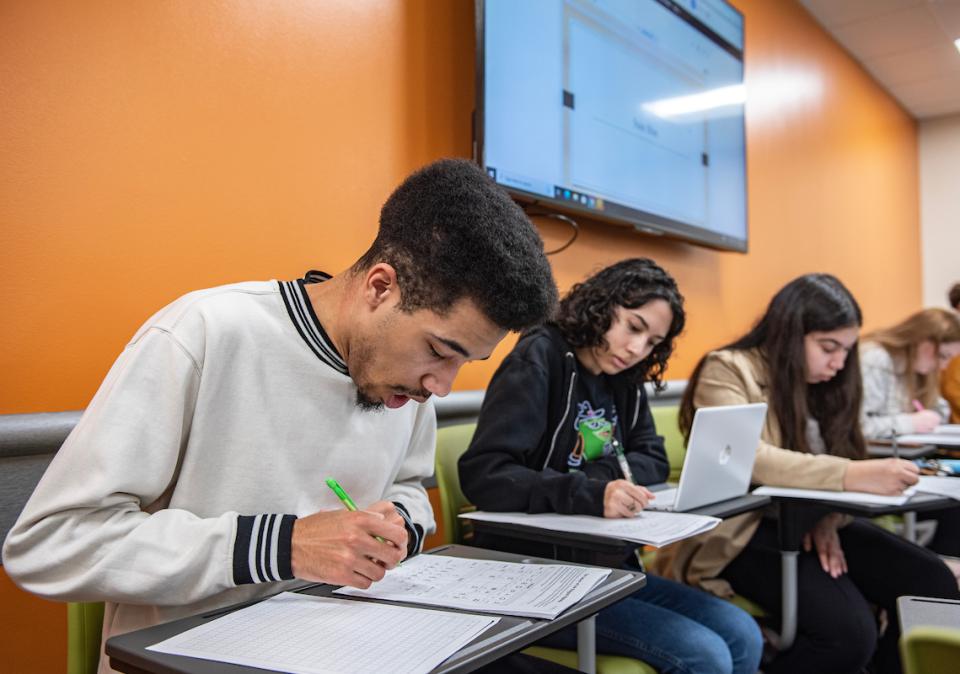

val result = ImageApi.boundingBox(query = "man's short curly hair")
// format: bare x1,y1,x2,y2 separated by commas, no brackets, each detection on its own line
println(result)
353,158,557,331
553,258,685,389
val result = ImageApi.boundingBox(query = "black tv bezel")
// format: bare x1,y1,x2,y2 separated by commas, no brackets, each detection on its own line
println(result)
472,0,749,253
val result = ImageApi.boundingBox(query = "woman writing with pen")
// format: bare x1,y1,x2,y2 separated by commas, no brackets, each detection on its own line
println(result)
859,307,960,557
655,274,959,674
459,258,763,674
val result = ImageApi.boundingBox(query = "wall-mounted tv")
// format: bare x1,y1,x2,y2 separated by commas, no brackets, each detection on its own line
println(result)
475,0,748,252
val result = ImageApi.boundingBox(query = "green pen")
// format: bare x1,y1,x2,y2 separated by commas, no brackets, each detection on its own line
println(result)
325,477,389,545
326,477,360,511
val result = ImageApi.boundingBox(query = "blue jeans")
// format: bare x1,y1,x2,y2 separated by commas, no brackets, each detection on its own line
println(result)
538,573,762,674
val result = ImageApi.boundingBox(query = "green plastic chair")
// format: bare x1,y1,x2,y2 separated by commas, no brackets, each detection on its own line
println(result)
649,405,685,482
900,625,960,674
67,601,104,674
435,422,657,674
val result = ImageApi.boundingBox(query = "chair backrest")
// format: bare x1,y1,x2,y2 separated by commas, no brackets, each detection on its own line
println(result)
434,423,478,545
650,404,685,481
67,601,104,674
900,625,960,674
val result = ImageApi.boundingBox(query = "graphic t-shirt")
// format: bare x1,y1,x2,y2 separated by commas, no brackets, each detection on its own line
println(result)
567,368,622,471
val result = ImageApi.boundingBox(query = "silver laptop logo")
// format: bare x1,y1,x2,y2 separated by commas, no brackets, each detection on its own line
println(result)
718,444,732,465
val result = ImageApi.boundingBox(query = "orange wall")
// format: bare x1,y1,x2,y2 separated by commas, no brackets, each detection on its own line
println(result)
0,0,920,671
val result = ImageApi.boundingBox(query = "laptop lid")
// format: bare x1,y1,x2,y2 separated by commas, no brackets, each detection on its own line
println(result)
671,402,767,511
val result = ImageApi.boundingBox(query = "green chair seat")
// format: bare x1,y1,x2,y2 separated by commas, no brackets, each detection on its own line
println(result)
900,625,960,674
649,405,685,482
67,601,104,674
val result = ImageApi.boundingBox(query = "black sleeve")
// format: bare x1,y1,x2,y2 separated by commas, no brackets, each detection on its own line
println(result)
459,351,607,517
580,386,670,486
391,502,424,557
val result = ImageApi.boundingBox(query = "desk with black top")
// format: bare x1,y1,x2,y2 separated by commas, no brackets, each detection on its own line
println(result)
866,442,938,459
468,486,958,656
105,544,645,674
868,432,960,458
464,486,771,670
772,492,956,650
466,485,771,565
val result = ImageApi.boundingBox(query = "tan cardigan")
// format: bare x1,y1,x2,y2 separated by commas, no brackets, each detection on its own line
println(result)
652,348,851,596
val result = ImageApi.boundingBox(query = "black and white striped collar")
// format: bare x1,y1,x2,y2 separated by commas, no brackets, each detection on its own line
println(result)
278,271,348,375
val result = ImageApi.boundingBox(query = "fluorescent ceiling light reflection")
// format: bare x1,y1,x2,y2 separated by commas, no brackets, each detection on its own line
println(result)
746,69,823,122
643,84,746,118
955,37,960,54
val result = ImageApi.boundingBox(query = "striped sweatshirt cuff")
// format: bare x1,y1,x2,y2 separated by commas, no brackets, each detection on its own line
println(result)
233,514,296,585
392,502,424,557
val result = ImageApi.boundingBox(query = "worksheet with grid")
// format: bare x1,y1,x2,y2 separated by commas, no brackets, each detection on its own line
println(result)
147,592,498,674
335,554,610,618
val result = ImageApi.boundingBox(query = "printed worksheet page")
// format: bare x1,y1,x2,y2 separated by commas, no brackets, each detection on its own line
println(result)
147,592,497,674
335,554,610,619
916,475,960,501
752,486,914,505
460,510,720,547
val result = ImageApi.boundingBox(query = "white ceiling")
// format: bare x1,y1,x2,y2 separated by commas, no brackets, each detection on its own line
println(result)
798,0,960,119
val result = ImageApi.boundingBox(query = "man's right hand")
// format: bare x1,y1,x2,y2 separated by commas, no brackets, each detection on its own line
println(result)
842,458,919,495
290,508,407,588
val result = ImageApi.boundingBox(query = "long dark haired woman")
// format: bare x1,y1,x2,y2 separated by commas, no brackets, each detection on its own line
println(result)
460,258,762,674
657,273,959,674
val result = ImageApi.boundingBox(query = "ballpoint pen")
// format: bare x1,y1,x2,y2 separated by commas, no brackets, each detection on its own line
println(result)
612,439,636,484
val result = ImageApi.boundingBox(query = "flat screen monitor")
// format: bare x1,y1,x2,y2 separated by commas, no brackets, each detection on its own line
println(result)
475,0,748,252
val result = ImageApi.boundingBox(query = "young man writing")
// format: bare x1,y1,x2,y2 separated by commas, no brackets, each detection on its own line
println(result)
3,158,558,673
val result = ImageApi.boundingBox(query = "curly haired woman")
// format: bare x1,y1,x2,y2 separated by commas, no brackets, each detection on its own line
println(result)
460,258,763,674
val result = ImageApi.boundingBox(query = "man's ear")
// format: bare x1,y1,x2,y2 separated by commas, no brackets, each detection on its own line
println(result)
362,263,400,309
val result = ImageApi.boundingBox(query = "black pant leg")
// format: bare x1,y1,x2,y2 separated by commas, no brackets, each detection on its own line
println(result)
720,519,877,674
917,505,960,556
838,518,960,674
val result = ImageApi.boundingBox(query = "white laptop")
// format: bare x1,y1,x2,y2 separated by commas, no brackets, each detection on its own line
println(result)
646,402,767,512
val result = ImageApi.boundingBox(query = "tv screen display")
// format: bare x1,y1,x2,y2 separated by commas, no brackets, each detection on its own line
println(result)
475,0,748,252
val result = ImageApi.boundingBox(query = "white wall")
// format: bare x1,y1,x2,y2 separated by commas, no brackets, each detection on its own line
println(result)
919,113,960,309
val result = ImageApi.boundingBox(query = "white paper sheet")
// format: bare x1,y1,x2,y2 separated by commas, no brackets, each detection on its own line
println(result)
459,510,720,547
335,554,610,619
147,592,497,674
896,433,960,446
752,485,915,505
916,475,960,501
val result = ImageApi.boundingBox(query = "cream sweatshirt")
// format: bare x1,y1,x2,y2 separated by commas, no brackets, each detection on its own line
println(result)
2,275,436,673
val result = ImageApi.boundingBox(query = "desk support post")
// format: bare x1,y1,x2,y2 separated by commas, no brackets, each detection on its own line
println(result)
577,615,596,674
777,500,803,651
902,511,917,543
780,551,798,650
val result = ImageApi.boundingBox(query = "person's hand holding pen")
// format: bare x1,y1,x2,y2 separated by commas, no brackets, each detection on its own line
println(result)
604,439,655,518
289,481,407,589
603,480,654,518
843,458,919,495
910,398,942,433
